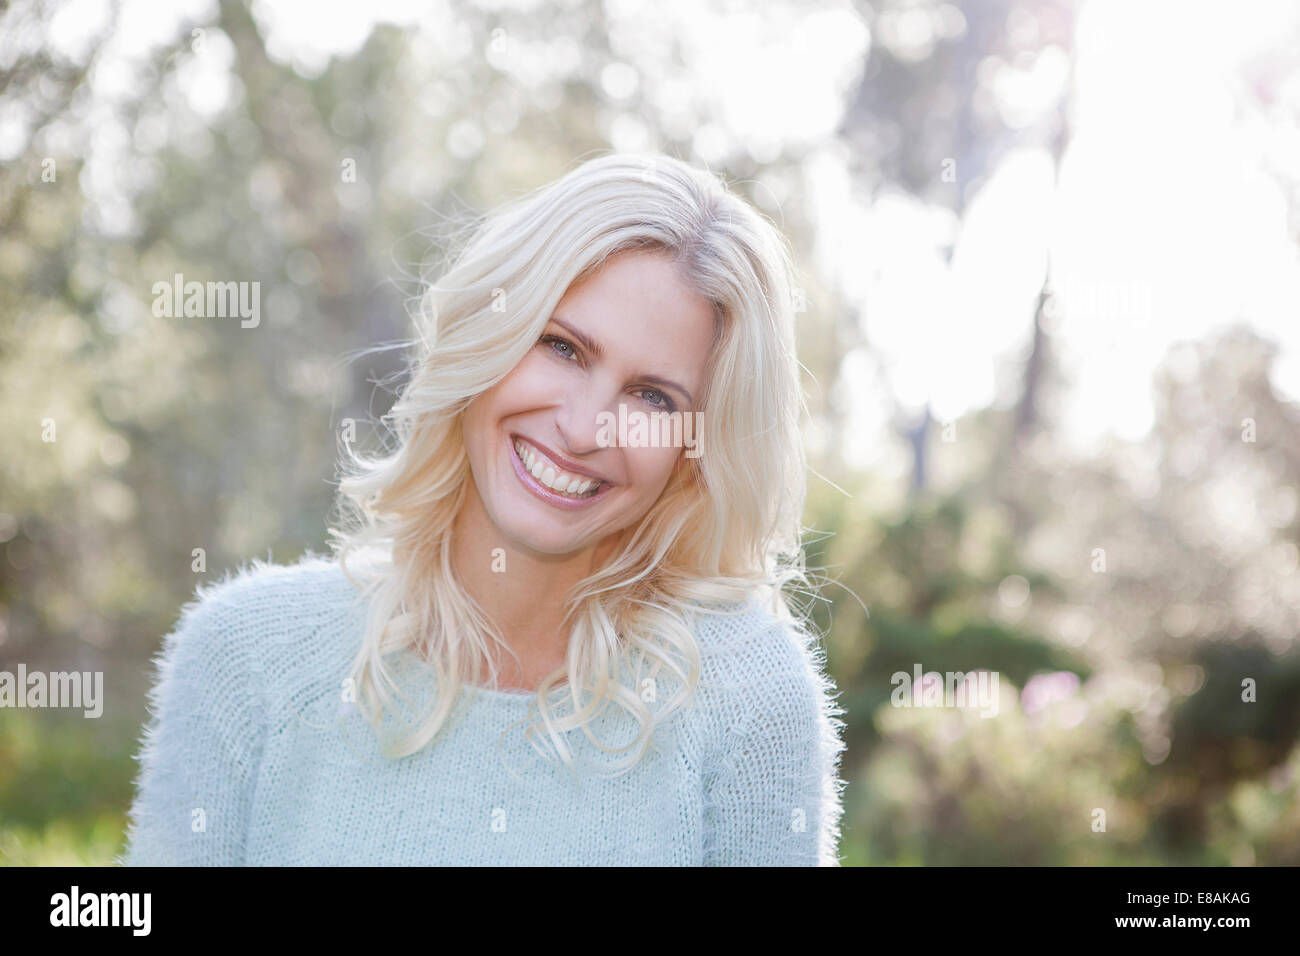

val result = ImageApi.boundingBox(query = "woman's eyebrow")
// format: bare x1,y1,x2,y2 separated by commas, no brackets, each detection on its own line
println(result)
552,316,604,359
550,315,695,405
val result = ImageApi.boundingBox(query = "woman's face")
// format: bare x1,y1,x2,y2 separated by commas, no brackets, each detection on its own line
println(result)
461,250,715,558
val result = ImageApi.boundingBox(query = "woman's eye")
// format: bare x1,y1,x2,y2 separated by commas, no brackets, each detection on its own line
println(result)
639,388,673,411
541,335,577,360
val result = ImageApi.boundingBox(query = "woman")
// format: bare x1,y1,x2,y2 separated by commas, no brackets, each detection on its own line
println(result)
121,152,847,866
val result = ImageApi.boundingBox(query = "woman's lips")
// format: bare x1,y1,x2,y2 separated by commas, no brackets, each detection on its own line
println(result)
508,436,614,510
515,434,606,483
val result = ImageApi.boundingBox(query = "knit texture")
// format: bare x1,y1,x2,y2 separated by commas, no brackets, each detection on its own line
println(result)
119,556,847,866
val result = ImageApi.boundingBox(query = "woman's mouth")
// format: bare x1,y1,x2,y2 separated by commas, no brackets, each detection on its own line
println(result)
510,436,611,506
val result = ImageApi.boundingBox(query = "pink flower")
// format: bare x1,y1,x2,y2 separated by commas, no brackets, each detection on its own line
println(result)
1020,671,1080,716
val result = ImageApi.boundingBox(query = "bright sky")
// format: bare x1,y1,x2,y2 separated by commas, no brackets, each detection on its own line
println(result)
819,0,1300,467
34,0,1300,469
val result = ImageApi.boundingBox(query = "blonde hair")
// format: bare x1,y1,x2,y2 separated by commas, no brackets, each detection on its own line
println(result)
329,151,810,775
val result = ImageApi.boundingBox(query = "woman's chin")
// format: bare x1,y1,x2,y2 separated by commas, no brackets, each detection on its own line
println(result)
496,515,597,557
515,533,594,557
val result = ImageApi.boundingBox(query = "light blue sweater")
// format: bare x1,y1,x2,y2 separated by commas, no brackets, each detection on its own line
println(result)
119,556,847,865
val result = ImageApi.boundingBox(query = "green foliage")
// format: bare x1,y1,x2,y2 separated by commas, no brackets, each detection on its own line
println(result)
0,710,134,866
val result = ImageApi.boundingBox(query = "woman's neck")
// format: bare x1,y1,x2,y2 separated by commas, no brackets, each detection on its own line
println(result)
448,482,607,680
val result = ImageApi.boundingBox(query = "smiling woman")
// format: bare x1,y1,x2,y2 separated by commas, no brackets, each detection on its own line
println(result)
121,151,848,867
458,251,714,560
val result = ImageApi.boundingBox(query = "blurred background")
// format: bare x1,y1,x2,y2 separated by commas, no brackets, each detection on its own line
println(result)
2,0,1299,865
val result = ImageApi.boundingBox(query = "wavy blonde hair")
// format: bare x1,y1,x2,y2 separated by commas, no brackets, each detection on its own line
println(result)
329,151,810,775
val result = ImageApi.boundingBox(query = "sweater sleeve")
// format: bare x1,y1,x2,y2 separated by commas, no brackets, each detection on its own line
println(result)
118,582,267,866
700,612,848,866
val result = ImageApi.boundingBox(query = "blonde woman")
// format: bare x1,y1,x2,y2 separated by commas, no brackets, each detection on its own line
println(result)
121,152,847,866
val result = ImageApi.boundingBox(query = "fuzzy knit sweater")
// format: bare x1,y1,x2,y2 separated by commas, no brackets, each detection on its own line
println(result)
119,556,847,866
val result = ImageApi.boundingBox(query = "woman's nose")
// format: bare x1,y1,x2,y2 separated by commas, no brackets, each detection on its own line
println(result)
555,382,619,457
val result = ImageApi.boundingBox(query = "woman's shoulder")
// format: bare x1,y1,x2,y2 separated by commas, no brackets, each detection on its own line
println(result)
183,552,353,614
683,594,843,731
175,552,359,641
678,595,846,824
154,553,360,705
687,596,828,688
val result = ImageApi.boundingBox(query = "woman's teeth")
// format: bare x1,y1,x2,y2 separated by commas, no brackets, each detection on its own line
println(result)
513,439,602,499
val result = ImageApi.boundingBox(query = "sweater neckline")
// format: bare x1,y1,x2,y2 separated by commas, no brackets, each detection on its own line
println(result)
464,676,581,703
463,683,538,702
338,565,572,706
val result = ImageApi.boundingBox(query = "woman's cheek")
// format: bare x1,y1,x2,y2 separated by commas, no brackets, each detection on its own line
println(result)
632,446,680,493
